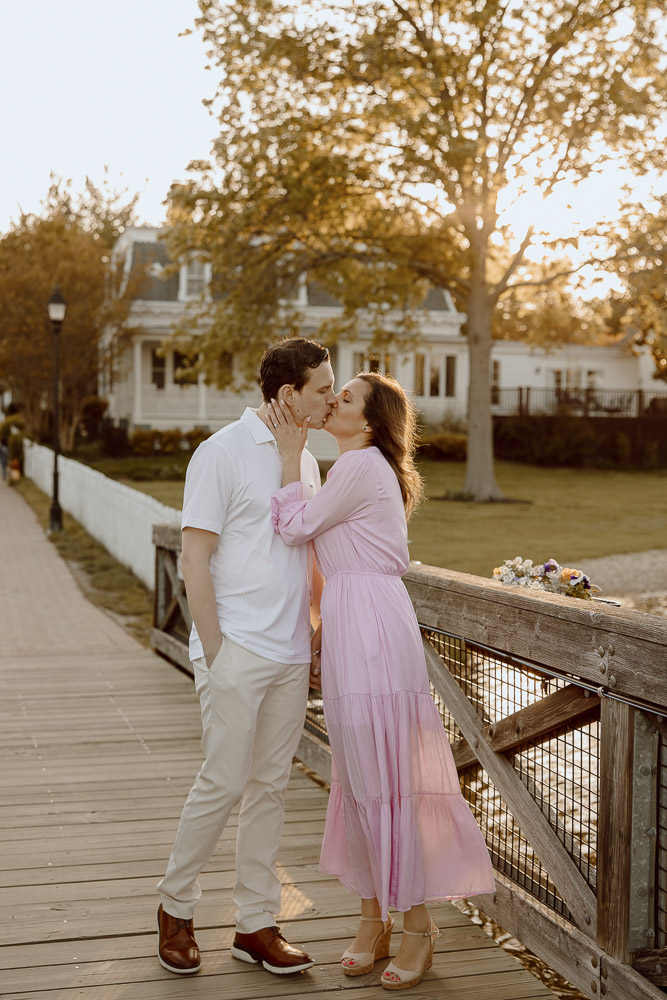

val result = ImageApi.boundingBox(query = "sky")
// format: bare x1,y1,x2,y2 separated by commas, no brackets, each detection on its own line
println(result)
0,0,664,294
0,0,216,232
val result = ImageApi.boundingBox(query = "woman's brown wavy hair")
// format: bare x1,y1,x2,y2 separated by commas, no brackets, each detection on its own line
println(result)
358,372,424,519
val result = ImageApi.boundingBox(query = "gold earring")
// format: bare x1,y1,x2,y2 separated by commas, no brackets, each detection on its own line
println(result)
363,425,371,432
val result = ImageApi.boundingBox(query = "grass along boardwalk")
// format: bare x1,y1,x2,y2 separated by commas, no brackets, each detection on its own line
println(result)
0,483,557,999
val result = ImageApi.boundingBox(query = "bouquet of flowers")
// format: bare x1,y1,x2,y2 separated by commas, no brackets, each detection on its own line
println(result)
492,557,600,600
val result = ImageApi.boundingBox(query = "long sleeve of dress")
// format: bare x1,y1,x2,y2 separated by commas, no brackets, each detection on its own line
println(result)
272,448,376,546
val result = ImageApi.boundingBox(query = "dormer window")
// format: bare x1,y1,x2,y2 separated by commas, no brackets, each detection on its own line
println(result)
179,258,211,301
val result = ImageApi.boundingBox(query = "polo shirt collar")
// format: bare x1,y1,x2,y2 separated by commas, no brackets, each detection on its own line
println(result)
241,407,276,445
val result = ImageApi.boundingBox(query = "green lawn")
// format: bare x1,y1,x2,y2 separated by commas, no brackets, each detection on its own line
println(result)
121,460,667,578
409,461,667,576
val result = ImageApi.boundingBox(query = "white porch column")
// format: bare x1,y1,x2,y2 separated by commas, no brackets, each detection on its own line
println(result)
133,339,143,424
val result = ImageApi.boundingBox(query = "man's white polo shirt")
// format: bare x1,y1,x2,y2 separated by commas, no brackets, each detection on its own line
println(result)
182,407,320,664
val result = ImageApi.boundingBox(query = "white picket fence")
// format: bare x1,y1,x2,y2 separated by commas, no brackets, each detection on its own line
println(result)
23,441,180,589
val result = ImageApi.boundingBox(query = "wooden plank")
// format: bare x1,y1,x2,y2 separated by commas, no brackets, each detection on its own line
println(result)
470,881,667,1000
423,636,598,937
0,542,564,1000
0,907,478,970
296,730,332,785
4,973,555,1000
163,548,192,631
601,953,667,1000
153,523,182,549
151,628,193,672
468,874,603,1000
597,698,634,962
451,684,600,770
0,948,542,996
405,564,667,710
632,951,667,988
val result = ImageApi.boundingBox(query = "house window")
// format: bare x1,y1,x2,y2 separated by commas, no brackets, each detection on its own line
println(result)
429,360,441,397
414,353,425,396
151,349,165,390
445,355,456,398
491,360,500,405
566,368,581,390
184,259,207,299
353,353,394,377
173,351,198,386
587,369,602,389
550,370,563,391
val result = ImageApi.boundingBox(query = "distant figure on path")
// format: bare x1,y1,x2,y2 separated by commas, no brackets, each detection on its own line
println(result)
0,441,8,481
268,372,495,991
156,338,336,976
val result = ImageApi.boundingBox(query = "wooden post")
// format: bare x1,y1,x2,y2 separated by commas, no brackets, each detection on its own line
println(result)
597,698,634,962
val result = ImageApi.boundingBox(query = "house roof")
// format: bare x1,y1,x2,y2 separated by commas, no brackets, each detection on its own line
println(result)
122,231,456,314
306,281,452,311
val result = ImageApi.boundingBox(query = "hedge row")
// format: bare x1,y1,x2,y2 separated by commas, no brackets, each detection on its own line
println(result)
493,415,665,469
416,417,665,468
128,427,210,457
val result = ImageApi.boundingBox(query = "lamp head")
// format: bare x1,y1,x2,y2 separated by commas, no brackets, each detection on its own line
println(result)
47,287,67,324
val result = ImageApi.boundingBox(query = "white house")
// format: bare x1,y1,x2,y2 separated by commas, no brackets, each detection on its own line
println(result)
103,227,663,460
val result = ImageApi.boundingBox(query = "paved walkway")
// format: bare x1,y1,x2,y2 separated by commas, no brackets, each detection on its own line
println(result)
0,482,139,658
0,482,556,1000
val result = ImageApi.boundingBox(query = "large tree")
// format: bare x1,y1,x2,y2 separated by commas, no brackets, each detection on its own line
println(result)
167,0,667,499
599,196,667,381
0,178,139,451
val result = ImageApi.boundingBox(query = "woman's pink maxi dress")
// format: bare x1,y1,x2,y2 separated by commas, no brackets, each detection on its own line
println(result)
271,446,495,918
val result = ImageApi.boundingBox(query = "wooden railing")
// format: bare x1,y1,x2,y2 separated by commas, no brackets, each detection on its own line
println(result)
152,524,667,1000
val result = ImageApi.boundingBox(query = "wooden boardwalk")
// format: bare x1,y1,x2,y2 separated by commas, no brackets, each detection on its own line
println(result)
0,484,557,999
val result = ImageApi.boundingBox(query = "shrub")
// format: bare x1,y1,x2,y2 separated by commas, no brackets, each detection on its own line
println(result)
184,427,211,451
101,421,130,458
130,429,162,457
612,431,631,466
641,439,660,470
419,430,467,461
494,416,666,469
80,396,109,441
159,429,183,455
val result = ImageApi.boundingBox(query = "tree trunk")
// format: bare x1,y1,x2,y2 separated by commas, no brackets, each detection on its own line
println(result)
60,409,81,454
463,284,503,501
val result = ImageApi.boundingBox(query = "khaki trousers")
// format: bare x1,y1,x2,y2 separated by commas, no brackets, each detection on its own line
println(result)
157,634,309,933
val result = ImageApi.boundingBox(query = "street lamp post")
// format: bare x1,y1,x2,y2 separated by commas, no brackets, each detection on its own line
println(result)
47,287,67,532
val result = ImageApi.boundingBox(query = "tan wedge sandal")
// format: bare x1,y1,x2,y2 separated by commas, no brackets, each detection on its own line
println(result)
380,919,440,990
341,914,394,976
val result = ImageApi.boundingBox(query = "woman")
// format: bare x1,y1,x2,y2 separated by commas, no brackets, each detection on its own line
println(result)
267,372,494,991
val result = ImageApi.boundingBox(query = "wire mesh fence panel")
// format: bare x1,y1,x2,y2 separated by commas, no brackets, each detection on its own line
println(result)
422,626,600,923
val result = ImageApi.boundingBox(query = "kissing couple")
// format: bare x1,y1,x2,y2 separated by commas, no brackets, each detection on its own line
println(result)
156,337,494,991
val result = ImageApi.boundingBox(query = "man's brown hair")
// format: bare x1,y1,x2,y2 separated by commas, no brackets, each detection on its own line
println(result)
259,337,329,402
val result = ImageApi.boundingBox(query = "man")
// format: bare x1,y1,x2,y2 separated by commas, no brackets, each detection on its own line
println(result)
157,337,336,975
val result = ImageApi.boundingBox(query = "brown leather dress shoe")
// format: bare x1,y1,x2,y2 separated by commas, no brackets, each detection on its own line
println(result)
231,925,315,974
157,904,201,974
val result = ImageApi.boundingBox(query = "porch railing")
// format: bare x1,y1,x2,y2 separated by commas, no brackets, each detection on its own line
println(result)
492,386,667,418
151,524,667,1000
